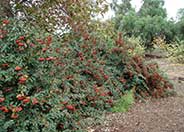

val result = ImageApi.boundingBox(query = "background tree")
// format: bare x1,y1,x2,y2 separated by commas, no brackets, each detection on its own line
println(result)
138,0,167,18
111,0,136,34
177,8,184,20
111,0,132,16
113,0,177,48
175,8,184,40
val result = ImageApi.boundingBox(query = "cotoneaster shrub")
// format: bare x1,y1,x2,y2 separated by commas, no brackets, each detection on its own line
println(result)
0,19,60,131
0,19,173,132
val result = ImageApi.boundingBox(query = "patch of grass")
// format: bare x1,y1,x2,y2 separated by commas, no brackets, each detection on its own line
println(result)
111,90,134,113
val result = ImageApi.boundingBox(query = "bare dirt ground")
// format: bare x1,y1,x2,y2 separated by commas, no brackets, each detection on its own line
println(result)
92,58,184,132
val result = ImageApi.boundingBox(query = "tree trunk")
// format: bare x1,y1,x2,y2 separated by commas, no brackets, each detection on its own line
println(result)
0,0,13,18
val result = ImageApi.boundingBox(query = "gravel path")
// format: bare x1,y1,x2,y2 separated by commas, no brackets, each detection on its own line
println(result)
92,58,184,132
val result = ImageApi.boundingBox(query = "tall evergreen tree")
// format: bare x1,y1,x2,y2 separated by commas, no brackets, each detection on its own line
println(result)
112,0,132,16
139,0,167,18
113,0,178,47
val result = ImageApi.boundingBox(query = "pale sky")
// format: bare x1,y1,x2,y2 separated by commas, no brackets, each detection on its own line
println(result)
104,0,184,20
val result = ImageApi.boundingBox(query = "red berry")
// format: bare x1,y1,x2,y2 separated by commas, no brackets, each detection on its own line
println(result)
18,76,27,84
77,52,83,57
13,106,23,112
0,35,4,39
0,97,5,103
15,66,22,71
57,123,64,130
3,87,12,93
38,58,45,61
16,40,20,44
19,36,25,40
92,50,97,55
32,98,38,105
22,97,30,104
55,48,60,53
104,75,109,80
66,105,75,111
11,113,19,119
36,39,45,44
46,57,55,61
16,94,25,100
46,36,52,45
80,57,84,61
18,43,24,47
2,63,9,67
107,91,113,96
106,99,113,104
94,88,100,93
66,75,73,79
30,43,35,47
0,106,9,113
120,78,126,83
2,20,9,25
42,48,47,52
100,93,106,96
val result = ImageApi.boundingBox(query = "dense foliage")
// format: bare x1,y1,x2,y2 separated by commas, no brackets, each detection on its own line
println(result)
0,19,173,131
